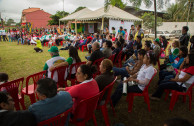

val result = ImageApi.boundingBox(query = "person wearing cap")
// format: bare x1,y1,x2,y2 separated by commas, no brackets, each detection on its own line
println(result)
32,37,43,52
43,46,66,81
152,38,161,58
116,26,125,38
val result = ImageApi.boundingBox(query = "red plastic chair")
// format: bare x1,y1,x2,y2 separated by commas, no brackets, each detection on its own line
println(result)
60,41,63,46
108,54,115,63
22,71,46,104
92,57,104,78
114,51,123,68
37,108,72,126
97,77,117,126
0,77,26,110
51,66,69,88
79,41,88,52
164,83,194,111
126,69,157,112
67,61,86,86
71,93,101,126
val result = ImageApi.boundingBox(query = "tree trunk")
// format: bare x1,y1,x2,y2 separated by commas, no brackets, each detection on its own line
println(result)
154,0,157,39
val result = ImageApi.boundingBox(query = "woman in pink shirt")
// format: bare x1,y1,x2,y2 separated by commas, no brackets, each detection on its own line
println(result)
58,65,99,119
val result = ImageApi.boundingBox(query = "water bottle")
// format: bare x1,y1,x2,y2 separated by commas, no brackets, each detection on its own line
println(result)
123,77,127,95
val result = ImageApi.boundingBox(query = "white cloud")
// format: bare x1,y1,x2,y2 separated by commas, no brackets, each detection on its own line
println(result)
0,0,175,23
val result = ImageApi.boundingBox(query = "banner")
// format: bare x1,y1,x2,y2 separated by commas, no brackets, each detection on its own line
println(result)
88,23,94,33
109,19,134,35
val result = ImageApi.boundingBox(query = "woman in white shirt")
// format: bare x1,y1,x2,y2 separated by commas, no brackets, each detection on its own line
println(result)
111,51,157,107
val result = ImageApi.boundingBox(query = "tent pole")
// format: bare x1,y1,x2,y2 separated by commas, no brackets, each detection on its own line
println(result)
75,19,77,35
101,17,104,34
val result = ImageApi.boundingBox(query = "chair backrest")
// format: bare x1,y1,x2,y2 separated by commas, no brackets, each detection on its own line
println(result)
51,66,68,87
0,77,24,105
37,108,72,126
69,61,86,75
99,77,117,105
108,54,115,62
25,71,46,94
143,68,157,93
114,51,122,63
72,93,101,123
92,57,104,67
186,83,194,93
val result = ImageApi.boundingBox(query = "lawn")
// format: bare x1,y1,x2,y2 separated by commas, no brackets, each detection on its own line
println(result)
0,41,194,126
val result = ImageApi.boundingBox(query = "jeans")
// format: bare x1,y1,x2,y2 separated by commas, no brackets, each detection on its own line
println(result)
123,58,136,67
18,38,24,44
8,36,12,42
113,67,129,79
159,70,174,80
111,82,142,107
152,81,186,98
34,47,43,52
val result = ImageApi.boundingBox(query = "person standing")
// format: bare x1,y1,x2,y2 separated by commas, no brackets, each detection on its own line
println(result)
179,26,190,47
129,25,136,37
134,25,144,41
116,26,125,38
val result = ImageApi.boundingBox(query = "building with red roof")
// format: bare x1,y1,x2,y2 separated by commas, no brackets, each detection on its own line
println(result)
21,7,51,28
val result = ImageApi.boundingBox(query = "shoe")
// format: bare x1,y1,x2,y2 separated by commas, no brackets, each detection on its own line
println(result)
149,96,160,101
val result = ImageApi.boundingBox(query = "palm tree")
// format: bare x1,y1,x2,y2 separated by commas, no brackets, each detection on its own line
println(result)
105,0,169,38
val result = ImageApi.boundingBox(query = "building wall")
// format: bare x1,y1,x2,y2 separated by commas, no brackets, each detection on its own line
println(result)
157,22,194,36
25,10,51,28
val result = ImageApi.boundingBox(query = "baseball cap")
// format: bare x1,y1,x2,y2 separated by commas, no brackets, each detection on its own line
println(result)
48,46,59,52
154,38,160,43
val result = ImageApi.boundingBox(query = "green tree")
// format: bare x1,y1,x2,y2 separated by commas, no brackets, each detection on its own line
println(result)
105,0,169,38
72,6,86,14
104,0,126,12
6,18,15,26
48,11,69,25
141,12,162,31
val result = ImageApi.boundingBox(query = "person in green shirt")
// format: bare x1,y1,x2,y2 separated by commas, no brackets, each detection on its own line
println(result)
32,37,43,52
49,46,81,78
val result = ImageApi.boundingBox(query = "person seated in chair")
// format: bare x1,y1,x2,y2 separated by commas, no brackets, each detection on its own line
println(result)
29,78,73,123
58,65,99,119
111,51,157,107
102,40,112,58
0,92,36,126
150,53,194,101
86,42,104,66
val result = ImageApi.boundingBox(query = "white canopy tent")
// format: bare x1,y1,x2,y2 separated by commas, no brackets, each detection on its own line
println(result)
59,6,142,34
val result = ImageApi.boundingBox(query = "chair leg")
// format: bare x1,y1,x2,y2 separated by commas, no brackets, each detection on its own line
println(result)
183,95,186,103
19,94,26,110
29,94,36,104
92,114,98,126
100,105,110,126
189,94,192,111
128,94,134,112
144,94,151,112
110,100,116,116
164,90,170,101
169,92,177,111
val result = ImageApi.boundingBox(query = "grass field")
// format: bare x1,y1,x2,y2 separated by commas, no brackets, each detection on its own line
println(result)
0,41,194,126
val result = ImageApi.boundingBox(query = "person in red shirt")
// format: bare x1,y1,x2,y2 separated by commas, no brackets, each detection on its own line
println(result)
58,64,99,119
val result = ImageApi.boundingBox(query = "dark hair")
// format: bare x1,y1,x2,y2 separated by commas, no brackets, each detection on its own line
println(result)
145,40,152,48
138,24,142,28
146,51,157,65
137,35,142,41
102,59,113,74
0,92,9,110
179,46,188,58
164,118,193,126
116,41,121,48
109,35,112,39
120,26,123,30
190,35,194,44
36,78,57,98
69,46,81,63
138,49,146,56
79,65,96,80
124,29,127,31
188,54,194,66
183,26,189,32
112,27,115,30
119,36,125,45
105,40,112,48
0,73,8,82
131,25,134,27
129,34,133,39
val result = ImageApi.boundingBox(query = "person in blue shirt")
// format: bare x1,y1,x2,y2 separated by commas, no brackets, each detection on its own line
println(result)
159,46,188,82
29,78,73,125
116,26,125,38
79,35,87,48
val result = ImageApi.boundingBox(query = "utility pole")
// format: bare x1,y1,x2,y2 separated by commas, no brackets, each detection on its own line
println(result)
154,0,157,39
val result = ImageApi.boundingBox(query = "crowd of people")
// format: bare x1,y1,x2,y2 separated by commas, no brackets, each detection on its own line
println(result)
0,24,194,126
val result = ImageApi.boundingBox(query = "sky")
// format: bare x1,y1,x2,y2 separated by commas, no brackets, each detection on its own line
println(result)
0,0,176,23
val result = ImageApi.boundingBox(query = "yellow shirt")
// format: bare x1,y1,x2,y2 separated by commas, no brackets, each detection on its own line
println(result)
36,40,42,49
